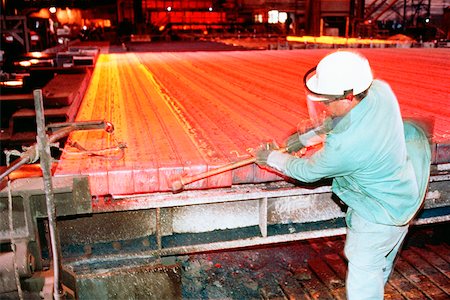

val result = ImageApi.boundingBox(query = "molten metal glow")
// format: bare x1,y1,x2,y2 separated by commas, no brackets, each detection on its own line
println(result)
56,49,450,196
287,35,406,46
18,61,32,67
29,52,44,58
1,80,23,87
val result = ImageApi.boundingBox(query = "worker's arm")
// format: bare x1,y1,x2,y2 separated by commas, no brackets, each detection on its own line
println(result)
267,135,354,183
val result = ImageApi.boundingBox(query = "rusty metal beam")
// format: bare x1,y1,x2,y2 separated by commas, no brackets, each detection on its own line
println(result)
365,0,390,20
372,0,400,21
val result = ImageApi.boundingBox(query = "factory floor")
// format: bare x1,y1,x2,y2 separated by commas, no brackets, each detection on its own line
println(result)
2,40,448,299
181,222,449,299
1,223,447,299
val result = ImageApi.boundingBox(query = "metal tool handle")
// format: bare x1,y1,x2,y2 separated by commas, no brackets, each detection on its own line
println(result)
171,147,287,193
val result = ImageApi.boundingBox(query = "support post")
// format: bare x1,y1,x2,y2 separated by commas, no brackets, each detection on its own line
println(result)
156,207,162,252
259,197,268,238
34,89,63,299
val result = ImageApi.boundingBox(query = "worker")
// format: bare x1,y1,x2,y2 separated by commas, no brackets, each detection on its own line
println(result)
255,50,431,299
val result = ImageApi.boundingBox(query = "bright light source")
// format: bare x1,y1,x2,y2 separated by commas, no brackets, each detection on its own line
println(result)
167,6,172,12
1,80,23,87
29,52,44,58
49,7,56,14
268,10,288,24
268,10,279,24
425,18,430,23
209,7,213,12
254,14,263,23
278,12,287,23
19,60,32,67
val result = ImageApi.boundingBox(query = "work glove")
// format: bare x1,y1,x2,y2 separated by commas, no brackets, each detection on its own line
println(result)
285,132,303,153
255,141,279,166
285,117,338,153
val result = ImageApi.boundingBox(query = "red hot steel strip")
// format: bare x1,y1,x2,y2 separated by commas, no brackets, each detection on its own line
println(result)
55,49,450,196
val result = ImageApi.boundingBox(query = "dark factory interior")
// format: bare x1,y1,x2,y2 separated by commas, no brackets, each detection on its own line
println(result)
1,0,449,299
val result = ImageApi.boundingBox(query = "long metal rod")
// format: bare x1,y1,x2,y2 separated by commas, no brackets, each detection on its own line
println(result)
34,89,63,299
66,227,348,266
0,152,36,180
170,147,287,192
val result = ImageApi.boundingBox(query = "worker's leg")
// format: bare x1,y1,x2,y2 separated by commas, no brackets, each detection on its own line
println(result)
344,209,409,300
383,227,408,283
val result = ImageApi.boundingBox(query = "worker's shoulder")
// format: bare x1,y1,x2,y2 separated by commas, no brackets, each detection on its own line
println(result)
370,78,393,92
368,79,399,110
403,120,432,145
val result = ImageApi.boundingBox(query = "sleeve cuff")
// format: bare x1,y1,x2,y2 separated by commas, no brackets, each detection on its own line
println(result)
267,151,292,173
299,129,325,146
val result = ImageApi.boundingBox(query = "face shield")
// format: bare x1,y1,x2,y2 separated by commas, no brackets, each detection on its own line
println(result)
303,67,353,133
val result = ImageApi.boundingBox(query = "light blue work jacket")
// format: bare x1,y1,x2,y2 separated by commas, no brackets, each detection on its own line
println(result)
285,80,431,226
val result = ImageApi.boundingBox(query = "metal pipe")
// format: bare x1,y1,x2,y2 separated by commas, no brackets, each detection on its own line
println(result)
0,156,32,180
0,128,76,181
171,148,287,193
34,89,63,300
65,227,348,266
0,121,113,181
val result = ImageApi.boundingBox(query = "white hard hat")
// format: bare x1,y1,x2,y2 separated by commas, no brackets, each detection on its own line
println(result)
304,51,373,100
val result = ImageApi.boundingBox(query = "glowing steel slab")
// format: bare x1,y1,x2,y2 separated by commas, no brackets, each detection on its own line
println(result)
55,48,450,196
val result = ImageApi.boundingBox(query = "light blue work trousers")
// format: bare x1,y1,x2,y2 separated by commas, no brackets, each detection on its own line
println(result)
344,209,409,300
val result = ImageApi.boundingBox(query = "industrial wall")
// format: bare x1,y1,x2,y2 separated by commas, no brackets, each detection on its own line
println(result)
117,0,355,36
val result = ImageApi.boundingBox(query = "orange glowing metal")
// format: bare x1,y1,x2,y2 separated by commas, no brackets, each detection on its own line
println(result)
55,49,450,196
286,35,406,46
19,61,32,67
1,80,23,87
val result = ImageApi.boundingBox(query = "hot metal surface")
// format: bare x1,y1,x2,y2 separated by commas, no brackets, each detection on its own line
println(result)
55,48,450,196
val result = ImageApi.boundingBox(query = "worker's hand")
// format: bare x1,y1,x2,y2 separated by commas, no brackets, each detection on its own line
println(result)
285,132,303,153
255,141,279,166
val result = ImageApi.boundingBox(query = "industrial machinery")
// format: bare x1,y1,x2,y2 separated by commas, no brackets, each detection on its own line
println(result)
1,131,449,298
0,43,100,168
1,47,449,299
0,0,447,298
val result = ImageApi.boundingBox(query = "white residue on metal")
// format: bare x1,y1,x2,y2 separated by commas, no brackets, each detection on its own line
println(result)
426,190,441,200
437,163,450,171
268,193,344,224
172,200,258,233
